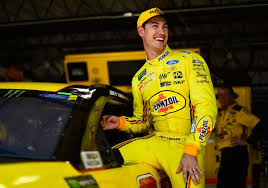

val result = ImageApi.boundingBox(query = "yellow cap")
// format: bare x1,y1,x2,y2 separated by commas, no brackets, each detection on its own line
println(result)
137,7,164,28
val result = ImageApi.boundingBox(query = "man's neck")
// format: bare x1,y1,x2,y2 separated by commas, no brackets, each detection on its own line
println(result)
144,46,165,60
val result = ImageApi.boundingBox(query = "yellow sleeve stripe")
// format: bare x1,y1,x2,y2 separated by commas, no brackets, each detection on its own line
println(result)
118,117,126,130
184,143,200,156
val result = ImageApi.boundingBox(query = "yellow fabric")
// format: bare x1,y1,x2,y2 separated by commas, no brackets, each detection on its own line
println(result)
215,102,260,150
118,117,126,130
113,135,205,188
137,7,164,28
120,45,217,154
184,143,200,156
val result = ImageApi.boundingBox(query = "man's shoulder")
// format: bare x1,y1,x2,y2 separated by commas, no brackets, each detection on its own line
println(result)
170,49,204,63
171,49,199,56
133,62,148,81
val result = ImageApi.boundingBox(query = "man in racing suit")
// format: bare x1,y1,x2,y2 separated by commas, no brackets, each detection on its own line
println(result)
101,7,217,188
215,86,261,188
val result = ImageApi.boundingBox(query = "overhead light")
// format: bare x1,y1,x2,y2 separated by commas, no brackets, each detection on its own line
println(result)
123,12,133,17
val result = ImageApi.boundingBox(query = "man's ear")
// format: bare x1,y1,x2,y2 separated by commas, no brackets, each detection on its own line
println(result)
137,26,144,38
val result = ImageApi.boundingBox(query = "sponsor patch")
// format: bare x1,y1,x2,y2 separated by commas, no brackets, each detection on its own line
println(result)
160,81,171,87
196,71,207,79
65,175,99,188
138,77,146,86
193,63,204,67
138,69,147,81
163,66,177,72
139,82,146,90
191,117,197,133
139,77,156,90
147,72,155,78
159,72,170,80
173,80,185,84
158,51,170,62
193,67,205,71
149,90,186,116
197,80,209,84
166,60,179,65
180,51,191,54
194,116,213,143
81,151,103,169
193,60,204,64
173,71,183,79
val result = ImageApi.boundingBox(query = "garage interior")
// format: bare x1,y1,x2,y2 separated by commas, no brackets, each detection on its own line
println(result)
0,0,268,187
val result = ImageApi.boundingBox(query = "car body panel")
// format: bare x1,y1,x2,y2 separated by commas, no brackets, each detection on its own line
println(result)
0,162,160,188
0,82,71,91
0,82,166,188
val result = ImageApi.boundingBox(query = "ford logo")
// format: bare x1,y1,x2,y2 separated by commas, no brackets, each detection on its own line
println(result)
166,60,179,65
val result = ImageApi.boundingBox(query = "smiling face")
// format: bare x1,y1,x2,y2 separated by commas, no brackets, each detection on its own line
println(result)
137,16,168,58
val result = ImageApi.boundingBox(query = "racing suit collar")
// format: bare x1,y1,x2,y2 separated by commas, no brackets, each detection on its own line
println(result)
146,45,171,65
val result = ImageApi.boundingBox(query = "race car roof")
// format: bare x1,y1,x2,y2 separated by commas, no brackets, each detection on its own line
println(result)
0,82,72,92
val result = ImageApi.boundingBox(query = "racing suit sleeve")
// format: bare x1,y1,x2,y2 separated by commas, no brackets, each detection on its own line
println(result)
237,107,260,129
184,52,218,156
118,77,151,134
237,107,260,143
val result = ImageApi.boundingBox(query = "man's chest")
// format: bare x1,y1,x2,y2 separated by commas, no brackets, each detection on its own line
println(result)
217,110,239,128
137,62,187,100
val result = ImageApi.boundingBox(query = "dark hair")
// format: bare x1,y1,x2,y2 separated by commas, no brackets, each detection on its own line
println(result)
219,85,235,95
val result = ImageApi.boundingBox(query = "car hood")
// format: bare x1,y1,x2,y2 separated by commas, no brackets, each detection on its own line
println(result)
0,161,161,188
0,161,80,188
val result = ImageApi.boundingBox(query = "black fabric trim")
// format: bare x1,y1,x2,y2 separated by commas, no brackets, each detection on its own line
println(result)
232,104,242,111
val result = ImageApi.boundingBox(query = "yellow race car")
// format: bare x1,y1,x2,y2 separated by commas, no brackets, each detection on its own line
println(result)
0,82,171,188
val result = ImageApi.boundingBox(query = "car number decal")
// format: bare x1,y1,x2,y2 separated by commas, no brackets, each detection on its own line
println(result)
81,151,103,169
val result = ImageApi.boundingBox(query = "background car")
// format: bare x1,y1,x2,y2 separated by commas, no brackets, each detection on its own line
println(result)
0,82,171,188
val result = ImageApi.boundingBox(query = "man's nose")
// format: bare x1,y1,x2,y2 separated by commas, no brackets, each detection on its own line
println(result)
158,27,165,35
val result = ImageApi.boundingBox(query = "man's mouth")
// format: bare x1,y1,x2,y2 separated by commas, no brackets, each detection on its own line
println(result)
155,37,164,41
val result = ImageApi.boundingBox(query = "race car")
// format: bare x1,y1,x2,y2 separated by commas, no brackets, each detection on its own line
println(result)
0,82,171,188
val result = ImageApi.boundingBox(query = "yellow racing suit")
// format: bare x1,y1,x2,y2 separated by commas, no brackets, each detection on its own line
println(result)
113,45,217,188
215,102,260,150
215,103,260,188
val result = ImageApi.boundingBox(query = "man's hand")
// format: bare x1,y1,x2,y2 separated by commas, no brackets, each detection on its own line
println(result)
100,115,120,130
177,153,203,185
231,136,248,146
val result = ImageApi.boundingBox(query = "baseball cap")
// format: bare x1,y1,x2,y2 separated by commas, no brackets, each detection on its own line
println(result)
137,7,164,28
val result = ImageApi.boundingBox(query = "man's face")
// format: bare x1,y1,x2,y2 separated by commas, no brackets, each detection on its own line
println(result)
218,88,234,109
139,16,168,52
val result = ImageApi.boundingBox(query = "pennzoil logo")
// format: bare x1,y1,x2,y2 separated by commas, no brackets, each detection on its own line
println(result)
194,116,213,143
154,94,178,113
149,90,186,116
